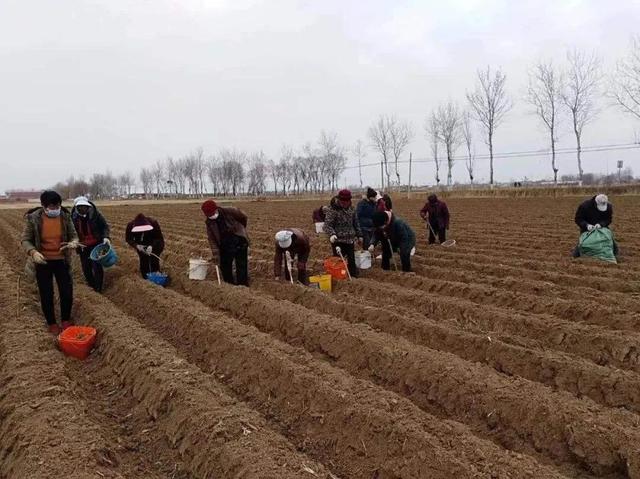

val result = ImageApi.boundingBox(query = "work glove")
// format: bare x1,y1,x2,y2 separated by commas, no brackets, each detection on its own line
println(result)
103,238,111,246
136,244,146,253
594,224,602,229
329,235,337,244
587,224,595,231
60,240,80,251
368,244,375,253
410,247,416,256
274,276,281,281
31,251,47,265
144,246,153,256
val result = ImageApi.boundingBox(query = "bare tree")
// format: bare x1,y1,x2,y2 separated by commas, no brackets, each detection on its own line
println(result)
151,159,165,196
389,118,414,186
466,66,512,186
561,49,602,182
368,115,392,189
433,101,463,187
140,168,153,198
247,151,268,196
461,110,475,184
219,148,246,196
527,61,563,183
425,113,442,186
610,36,640,121
206,156,222,196
352,140,367,188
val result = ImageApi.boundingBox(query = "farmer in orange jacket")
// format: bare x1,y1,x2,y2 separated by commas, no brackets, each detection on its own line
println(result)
202,200,249,286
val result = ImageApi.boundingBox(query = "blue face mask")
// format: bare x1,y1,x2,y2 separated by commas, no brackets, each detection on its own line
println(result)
45,208,61,218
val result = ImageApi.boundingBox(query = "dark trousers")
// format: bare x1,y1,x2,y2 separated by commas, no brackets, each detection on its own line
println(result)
362,228,374,249
428,223,446,244
332,242,358,278
220,236,249,286
79,247,104,292
137,251,160,279
381,240,412,272
35,260,73,325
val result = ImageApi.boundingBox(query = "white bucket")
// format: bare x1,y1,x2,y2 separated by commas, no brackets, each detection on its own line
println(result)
315,222,325,234
355,250,372,269
188,258,209,280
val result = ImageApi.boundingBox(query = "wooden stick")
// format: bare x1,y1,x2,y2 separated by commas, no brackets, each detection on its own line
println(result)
215,265,221,285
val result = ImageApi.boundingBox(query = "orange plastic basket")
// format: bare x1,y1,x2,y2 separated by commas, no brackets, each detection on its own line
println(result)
323,256,348,280
58,326,97,360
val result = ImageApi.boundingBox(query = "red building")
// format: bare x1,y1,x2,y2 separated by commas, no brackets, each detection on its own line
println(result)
6,190,41,202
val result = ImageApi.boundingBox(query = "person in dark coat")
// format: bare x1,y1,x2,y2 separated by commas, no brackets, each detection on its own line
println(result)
312,206,327,223
574,194,612,233
71,196,110,292
323,189,363,278
274,229,311,285
420,194,450,244
573,194,617,257
125,213,165,279
202,199,249,286
356,187,378,248
369,211,416,272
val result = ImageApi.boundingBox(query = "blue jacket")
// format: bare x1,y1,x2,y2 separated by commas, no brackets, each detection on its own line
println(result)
356,199,377,230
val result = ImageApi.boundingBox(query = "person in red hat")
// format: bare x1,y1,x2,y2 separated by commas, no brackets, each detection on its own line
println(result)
202,200,250,286
125,213,165,279
323,189,363,278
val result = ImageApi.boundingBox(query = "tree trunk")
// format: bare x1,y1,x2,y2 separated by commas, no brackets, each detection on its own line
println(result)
489,135,494,186
447,150,452,187
551,130,558,184
576,132,583,182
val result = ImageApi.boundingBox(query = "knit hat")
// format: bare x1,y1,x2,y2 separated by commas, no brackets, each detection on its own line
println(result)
595,194,608,212
372,211,388,227
73,196,91,208
131,213,154,233
366,187,377,199
338,189,352,201
40,190,62,207
201,200,218,217
275,230,293,248
428,194,438,204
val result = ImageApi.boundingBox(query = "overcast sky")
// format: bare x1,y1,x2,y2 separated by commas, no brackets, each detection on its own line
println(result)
1,0,640,193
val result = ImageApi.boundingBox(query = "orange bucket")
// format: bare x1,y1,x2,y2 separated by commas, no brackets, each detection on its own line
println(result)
324,256,348,280
58,326,97,360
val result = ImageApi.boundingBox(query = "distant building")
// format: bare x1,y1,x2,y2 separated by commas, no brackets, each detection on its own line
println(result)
6,190,41,202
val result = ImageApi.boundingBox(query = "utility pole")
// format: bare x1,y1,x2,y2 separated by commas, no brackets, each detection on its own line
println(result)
407,152,412,199
380,160,384,191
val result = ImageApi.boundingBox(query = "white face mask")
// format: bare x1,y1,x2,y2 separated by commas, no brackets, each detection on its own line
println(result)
209,212,219,220
45,208,61,218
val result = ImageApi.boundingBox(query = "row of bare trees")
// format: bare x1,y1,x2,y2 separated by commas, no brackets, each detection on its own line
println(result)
368,37,640,188
53,172,136,200
136,131,348,198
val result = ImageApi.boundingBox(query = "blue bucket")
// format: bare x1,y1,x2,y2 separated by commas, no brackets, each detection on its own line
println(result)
146,271,169,287
89,243,118,268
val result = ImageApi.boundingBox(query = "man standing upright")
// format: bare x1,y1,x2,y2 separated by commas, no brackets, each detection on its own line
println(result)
324,189,363,278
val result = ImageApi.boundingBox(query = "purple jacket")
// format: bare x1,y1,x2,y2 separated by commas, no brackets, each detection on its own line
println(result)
420,200,450,230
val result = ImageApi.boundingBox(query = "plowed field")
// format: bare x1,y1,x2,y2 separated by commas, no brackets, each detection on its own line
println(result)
1,195,639,479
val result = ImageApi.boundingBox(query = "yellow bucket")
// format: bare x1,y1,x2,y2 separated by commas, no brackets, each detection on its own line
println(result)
309,274,332,292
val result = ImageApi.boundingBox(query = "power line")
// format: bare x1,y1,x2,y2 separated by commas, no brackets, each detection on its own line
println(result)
343,142,640,170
